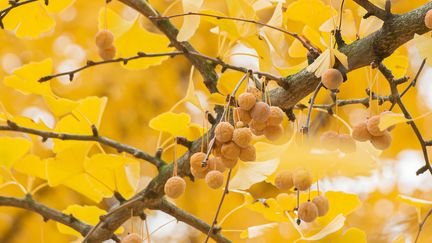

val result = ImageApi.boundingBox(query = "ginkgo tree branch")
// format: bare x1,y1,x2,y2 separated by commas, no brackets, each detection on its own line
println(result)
0,0,39,29
0,120,166,169
353,0,391,20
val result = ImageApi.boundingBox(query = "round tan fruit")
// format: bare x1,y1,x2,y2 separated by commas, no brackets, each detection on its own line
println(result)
221,156,237,168
249,119,267,131
298,202,318,223
238,92,256,111
207,156,226,172
425,9,432,29
215,121,234,143
267,106,284,126
367,115,385,136
239,145,256,161
312,196,329,216
191,168,207,179
247,86,262,100
250,102,271,122
95,29,114,48
264,125,284,141
338,134,356,153
98,45,116,61
320,131,339,151
221,141,241,159
121,233,143,243
234,108,252,124
274,170,294,190
352,121,372,142
164,176,186,199
380,111,396,131
321,68,343,90
251,128,264,136
205,170,224,189
371,131,392,150
212,142,222,157
190,152,207,173
293,169,312,191
232,127,253,148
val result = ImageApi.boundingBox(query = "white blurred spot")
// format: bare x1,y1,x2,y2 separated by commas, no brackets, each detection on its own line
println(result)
229,44,260,71
59,6,77,22
56,59,81,84
1,53,22,74
53,35,73,55
21,107,55,129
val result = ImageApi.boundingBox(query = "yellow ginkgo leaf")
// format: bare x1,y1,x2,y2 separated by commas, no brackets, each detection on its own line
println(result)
207,93,227,105
44,96,79,117
286,0,336,30
98,8,133,38
240,223,278,239
57,205,123,236
314,191,361,225
332,227,367,243
414,34,432,66
44,0,75,13
3,58,54,97
397,194,432,208
13,154,47,180
300,214,345,241
217,71,248,97
199,9,240,39
62,173,113,202
230,158,279,190
288,25,325,58
149,112,191,137
319,9,357,42
182,74,203,110
115,20,174,70
0,137,31,168
379,111,432,131
115,159,140,199
275,61,308,77
382,52,409,78
177,0,204,41
392,235,406,243
358,16,383,38
84,154,124,191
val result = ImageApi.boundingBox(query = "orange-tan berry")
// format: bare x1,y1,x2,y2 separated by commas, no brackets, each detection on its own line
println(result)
205,170,224,189
221,156,238,168
320,131,339,151
164,176,186,199
98,45,116,61
267,106,284,126
293,169,312,191
232,127,253,148
371,131,392,150
212,142,222,157
312,195,329,217
215,121,234,143
352,121,372,142
367,115,385,136
221,141,241,159
95,29,114,49
250,102,271,122
234,108,252,124
425,9,432,29
191,167,207,179
249,119,267,131
239,145,256,161
274,170,294,190
298,202,318,223
247,86,262,100
321,68,343,90
238,92,256,111
121,233,143,243
190,152,207,173
338,134,356,153
264,125,284,141
207,156,226,172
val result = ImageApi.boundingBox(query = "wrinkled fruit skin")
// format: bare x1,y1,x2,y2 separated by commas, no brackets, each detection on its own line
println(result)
121,233,143,243
95,29,114,49
234,108,252,124
274,170,294,190
338,134,356,153
190,152,207,172
221,141,241,159
215,122,234,143
221,156,237,168
249,119,266,131
98,45,116,61
232,127,253,148
425,9,432,29
264,125,283,141
320,131,339,151
239,145,256,161
250,102,271,122
367,115,385,136
312,195,329,216
321,68,343,90
247,86,262,100
207,156,226,173
371,131,392,150
293,169,312,191
298,201,318,223
238,92,256,111
267,106,284,126
352,121,372,142
164,176,186,199
205,170,224,189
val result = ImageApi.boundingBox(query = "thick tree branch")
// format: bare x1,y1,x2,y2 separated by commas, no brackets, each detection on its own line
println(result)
353,0,391,20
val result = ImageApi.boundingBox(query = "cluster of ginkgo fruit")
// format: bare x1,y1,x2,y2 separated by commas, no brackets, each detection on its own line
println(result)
235,88,285,141
274,169,329,223
320,131,356,153
121,232,143,243
95,29,116,60
352,112,394,150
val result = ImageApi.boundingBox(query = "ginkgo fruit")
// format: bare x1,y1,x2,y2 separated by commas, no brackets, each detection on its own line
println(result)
239,145,256,161
95,29,115,49
293,169,312,191
212,142,222,157
215,121,234,143
191,168,207,179
251,128,264,136
221,156,238,168
425,9,432,29
266,106,284,126
121,233,143,243
207,156,226,172
234,108,252,124
232,127,252,148
264,125,284,141
249,119,267,131
164,176,186,199
320,131,339,151
247,86,262,100
98,45,116,61
190,152,207,173
274,170,294,190
371,131,392,150
338,134,356,153
205,170,224,189
238,92,256,111
321,68,343,90
367,115,385,136
298,201,319,223
250,101,271,122
352,121,372,142
312,195,329,216
221,141,241,159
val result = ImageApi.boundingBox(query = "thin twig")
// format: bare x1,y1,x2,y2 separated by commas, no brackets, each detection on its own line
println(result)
0,0,38,29
303,82,323,134
415,208,432,243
